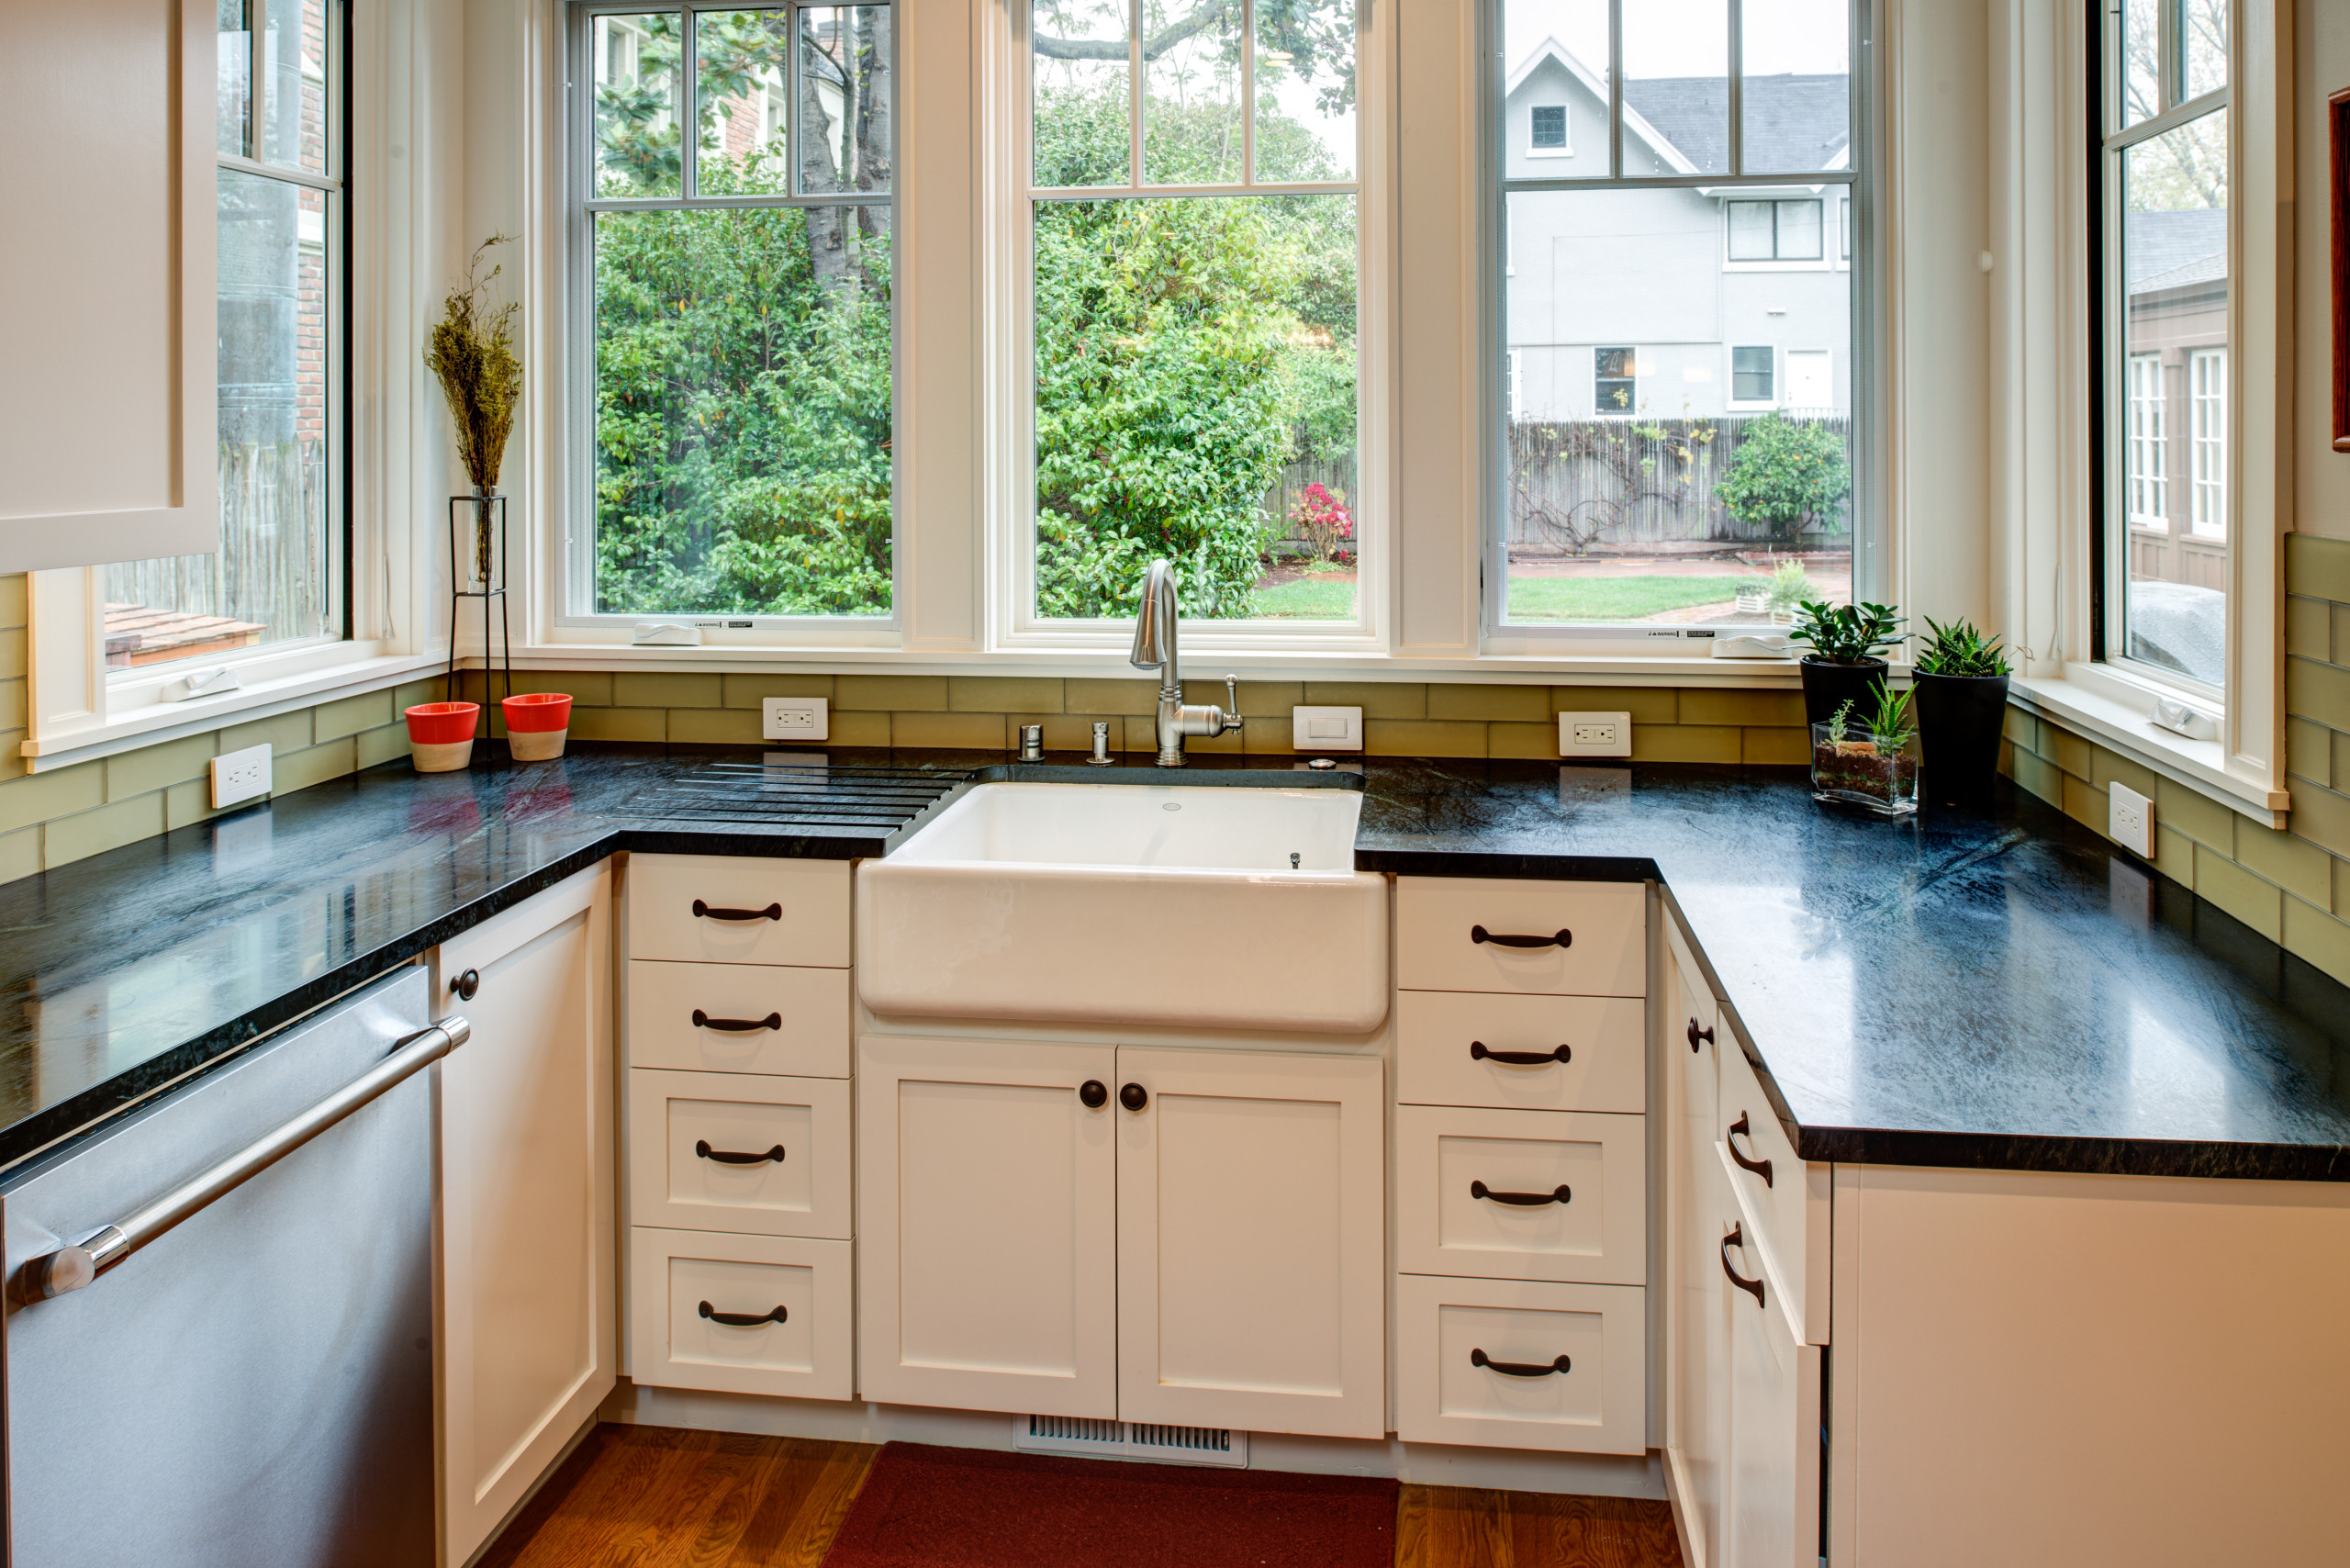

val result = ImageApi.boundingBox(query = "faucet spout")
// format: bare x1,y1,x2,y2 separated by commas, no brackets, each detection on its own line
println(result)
1126,559,1240,767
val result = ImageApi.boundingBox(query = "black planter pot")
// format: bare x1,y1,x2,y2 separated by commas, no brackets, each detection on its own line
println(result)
1912,671,2011,805
1798,656,1891,729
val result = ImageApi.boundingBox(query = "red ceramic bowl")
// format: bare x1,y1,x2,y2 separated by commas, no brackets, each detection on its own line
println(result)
500,693,573,734
403,701,480,744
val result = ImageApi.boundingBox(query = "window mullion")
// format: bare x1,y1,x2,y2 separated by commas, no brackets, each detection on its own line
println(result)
1241,0,1255,187
1129,0,1144,189
1606,0,1622,179
683,6,699,201
1726,0,1743,177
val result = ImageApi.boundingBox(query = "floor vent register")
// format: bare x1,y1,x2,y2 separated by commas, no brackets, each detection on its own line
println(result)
1012,1415,1249,1468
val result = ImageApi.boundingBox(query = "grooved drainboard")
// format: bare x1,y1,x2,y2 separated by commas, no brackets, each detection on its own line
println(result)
644,761,976,832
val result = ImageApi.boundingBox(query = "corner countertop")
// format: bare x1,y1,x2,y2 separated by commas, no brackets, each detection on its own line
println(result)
2,745,2344,1182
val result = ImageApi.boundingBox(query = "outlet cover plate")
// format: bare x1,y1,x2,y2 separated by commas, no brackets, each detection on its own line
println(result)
762,697,829,742
209,742,273,810
2109,781,2154,857
1291,705,1363,752
1558,711,1633,758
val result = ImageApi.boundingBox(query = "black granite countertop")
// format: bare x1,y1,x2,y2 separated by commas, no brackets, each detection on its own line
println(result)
2,744,2344,1182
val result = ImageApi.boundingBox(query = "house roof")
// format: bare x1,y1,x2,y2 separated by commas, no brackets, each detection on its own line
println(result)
1623,73,1849,174
2125,207,2226,295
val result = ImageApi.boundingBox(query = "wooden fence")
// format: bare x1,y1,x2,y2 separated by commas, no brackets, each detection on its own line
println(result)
103,442,331,643
1505,415,1851,555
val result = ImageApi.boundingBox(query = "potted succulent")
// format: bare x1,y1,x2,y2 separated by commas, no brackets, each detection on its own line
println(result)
1787,599,1905,728
1810,680,1919,816
1911,616,2012,806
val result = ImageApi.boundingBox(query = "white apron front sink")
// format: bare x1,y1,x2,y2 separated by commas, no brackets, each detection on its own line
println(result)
855,782,1390,1033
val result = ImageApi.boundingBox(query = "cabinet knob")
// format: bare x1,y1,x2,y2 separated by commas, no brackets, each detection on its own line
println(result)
1686,1018,1713,1053
1079,1080,1109,1109
1118,1082,1148,1113
450,968,480,1001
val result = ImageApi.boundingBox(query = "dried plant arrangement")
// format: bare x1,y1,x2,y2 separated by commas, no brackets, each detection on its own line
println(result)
426,237,522,587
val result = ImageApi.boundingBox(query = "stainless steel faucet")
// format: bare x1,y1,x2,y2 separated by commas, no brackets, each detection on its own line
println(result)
1128,559,1242,767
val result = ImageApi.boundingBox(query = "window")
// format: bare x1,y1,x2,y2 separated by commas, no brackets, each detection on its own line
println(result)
2189,347,2226,538
103,0,343,674
1496,0,1858,631
567,4,894,623
1595,347,1637,413
1726,198,1824,263
1529,104,1567,151
1505,350,1524,418
2125,353,2168,527
1024,0,1361,625
2100,0,2227,689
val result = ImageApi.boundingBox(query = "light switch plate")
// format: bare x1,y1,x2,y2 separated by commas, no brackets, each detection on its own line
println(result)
1558,711,1633,758
209,743,273,810
1292,705,1363,752
2109,781,2154,857
762,697,829,742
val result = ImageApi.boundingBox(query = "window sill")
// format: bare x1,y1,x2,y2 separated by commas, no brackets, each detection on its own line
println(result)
2009,667,2288,825
21,650,447,773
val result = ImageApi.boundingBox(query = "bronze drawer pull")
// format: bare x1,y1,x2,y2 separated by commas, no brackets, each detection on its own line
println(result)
1726,1112,1775,1187
1470,1042,1571,1066
692,900,782,922
695,1140,786,1166
1471,1180,1571,1206
1721,1225,1766,1307
1472,1348,1571,1377
1471,925,1572,949
699,1300,787,1327
692,1009,783,1033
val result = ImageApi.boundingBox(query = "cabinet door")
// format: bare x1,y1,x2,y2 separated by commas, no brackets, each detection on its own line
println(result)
1722,1192,1821,1568
433,864,615,1568
1116,1047,1385,1439
1666,924,1729,1568
856,1036,1117,1417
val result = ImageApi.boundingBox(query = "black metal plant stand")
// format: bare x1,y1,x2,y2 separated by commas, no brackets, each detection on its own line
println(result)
447,492,513,723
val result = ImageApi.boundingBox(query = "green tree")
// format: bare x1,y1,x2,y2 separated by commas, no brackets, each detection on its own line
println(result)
1713,413,1852,544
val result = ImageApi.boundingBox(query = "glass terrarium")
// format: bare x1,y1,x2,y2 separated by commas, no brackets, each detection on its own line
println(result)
1810,685,1920,816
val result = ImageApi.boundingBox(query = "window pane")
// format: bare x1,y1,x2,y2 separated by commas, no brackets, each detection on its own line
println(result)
594,13,684,197
692,9,792,196
259,0,327,173
2184,0,2228,101
1502,0,1609,181
2114,108,2227,688
1032,195,1358,622
1731,344,1773,401
1143,0,1243,185
1774,198,1823,259
2121,0,2160,126
797,6,890,196
1504,185,1852,625
105,170,333,667
1034,0,1130,187
1595,346,1637,412
591,202,894,616
1254,0,1355,182
218,0,251,156
1726,199,1773,260
1739,0,1847,174
1623,0,1727,176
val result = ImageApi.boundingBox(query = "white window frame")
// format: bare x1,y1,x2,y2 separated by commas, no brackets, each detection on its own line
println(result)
1726,343,1776,409
1592,345,1638,417
1722,193,1833,272
983,0,1394,657
2188,346,2225,539
2124,351,2167,530
1527,101,1571,158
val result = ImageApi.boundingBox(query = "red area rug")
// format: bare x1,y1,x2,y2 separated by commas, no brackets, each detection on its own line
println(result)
821,1442,1399,1568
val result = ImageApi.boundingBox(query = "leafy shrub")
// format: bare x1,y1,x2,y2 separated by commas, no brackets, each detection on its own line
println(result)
1290,482,1355,564
1715,413,1852,543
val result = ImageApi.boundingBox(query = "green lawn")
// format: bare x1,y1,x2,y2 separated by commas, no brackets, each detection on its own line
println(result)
1250,573,1360,620
1502,574,1759,623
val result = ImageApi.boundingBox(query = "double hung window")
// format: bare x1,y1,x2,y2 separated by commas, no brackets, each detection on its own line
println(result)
1021,0,1363,628
567,4,895,625
1494,0,1861,633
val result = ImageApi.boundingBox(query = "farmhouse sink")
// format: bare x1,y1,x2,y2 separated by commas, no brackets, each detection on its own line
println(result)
855,781,1390,1033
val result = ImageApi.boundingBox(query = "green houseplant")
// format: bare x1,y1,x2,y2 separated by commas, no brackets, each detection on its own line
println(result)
1787,599,1905,728
1810,679,1919,815
1911,616,2013,806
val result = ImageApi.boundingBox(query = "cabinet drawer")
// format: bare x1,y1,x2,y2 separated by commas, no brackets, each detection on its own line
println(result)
628,855,849,968
627,960,850,1077
627,1227,852,1400
1394,878,1645,997
1715,1036,1829,1344
1394,1274,1646,1455
1396,991,1645,1114
627,1070,852,1238
1396,1105,1645,1286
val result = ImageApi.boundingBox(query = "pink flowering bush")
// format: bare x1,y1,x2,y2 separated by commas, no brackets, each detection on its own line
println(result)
1289,482,1355,565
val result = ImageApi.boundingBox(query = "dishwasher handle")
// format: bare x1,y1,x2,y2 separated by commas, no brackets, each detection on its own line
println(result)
17,1015,473,1303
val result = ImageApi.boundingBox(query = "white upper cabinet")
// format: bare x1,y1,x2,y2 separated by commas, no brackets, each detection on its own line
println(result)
0,0,218,570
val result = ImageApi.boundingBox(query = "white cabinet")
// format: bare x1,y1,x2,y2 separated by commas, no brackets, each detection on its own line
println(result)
432,865,615,1568
1,0,218,570
1665,916,1729,1566
1722,1208,1821,1568
1115,1047,1386,1439
1393,1274,1649,1455
628,1227,854,1402
856,1036,1119,1417
1394,1104,1647,1286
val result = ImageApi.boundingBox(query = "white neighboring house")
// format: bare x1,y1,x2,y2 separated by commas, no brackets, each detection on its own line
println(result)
1503,38,1852,423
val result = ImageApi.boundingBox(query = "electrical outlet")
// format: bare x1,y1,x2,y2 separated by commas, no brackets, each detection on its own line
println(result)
1291,705,1363,752
1558,711,1633,758
209,742,273,810
762,697,829,742
2109,781,2154,857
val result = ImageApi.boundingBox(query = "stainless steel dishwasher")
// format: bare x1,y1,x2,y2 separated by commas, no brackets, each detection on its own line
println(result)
1,967,468,1568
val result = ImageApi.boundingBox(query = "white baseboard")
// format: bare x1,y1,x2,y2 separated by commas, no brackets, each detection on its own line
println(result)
600,1380,1664,1499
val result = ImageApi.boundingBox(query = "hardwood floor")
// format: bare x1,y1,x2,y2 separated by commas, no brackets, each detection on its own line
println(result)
483,1423,1687,1568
